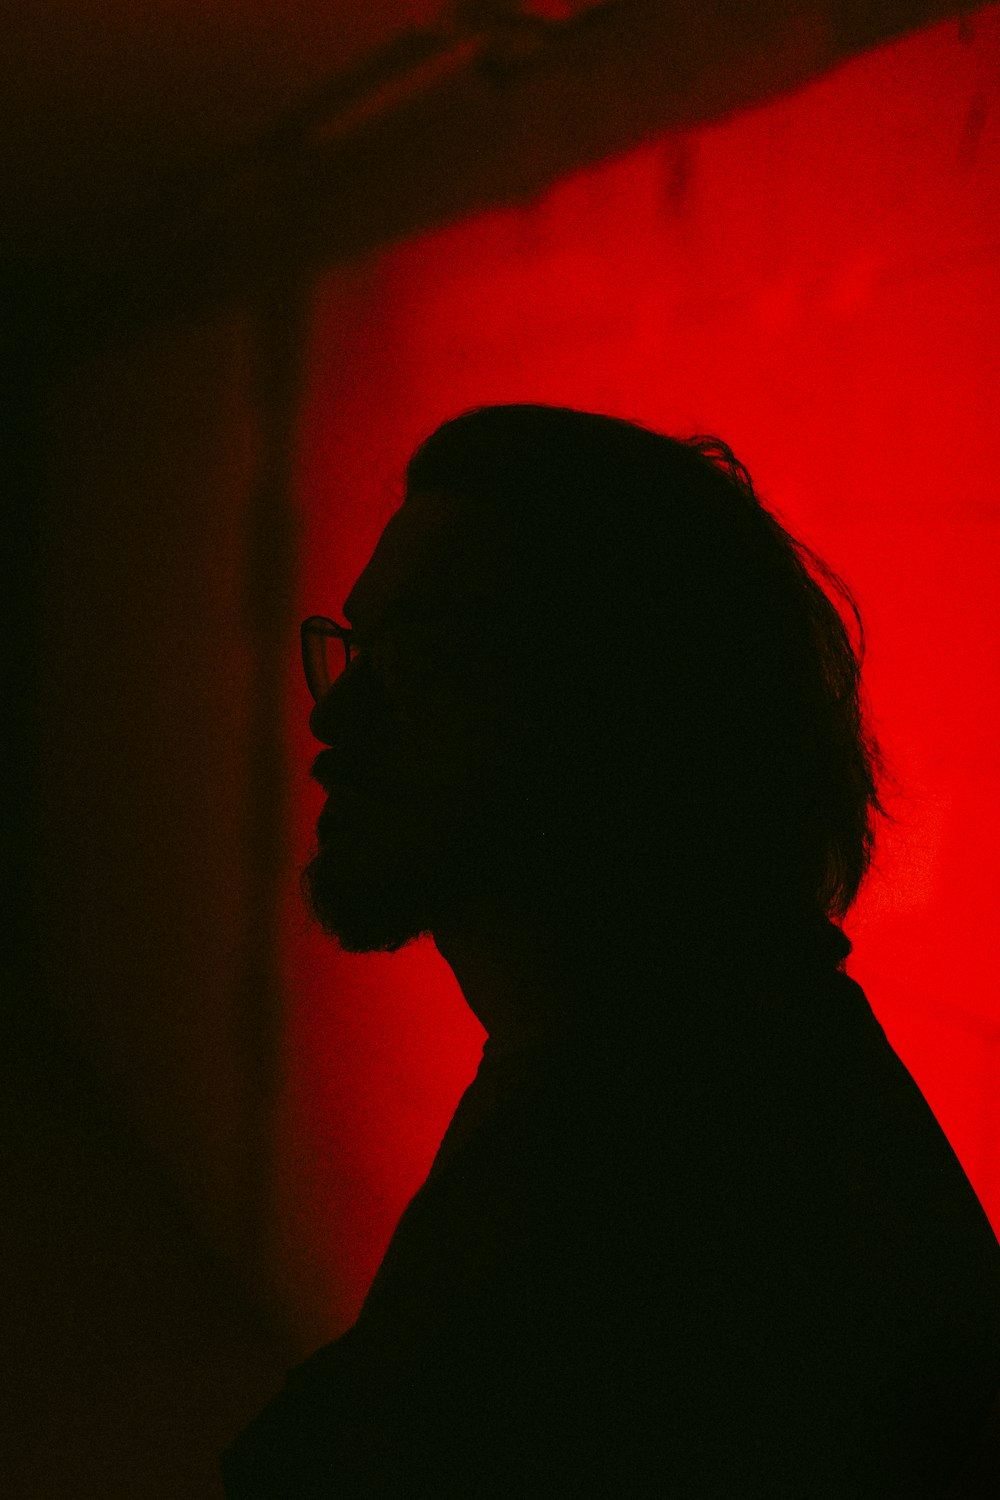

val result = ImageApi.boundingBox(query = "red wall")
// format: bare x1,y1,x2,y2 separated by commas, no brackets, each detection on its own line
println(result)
274,9,1000,1350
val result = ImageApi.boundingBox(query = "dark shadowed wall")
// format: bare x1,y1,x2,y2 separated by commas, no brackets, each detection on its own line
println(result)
2,314,286,1495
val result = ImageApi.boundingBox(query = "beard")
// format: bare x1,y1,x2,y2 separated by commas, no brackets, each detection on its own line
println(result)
299,773,541,955
300,844,435,954
300,804,440,954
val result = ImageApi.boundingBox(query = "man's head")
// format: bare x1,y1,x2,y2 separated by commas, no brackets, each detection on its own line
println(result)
302,404,889,971
302,485,544,955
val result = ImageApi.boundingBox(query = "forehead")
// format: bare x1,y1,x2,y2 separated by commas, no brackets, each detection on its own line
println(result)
343,489,514,629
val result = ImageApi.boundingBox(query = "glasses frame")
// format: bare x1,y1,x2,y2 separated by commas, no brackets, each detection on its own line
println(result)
301,615,356,703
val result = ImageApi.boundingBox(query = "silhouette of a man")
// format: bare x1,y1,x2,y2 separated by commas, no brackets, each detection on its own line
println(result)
223,406,1000,1497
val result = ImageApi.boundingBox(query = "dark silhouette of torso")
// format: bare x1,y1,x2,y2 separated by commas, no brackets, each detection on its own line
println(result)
223,950,1000,1497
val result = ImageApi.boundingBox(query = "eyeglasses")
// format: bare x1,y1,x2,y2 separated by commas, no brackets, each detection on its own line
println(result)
301,615,360,703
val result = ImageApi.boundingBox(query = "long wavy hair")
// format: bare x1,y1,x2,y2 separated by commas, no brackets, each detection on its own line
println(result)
406,404,894,961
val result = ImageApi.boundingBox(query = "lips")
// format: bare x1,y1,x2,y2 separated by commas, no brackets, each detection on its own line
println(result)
319,785,368,820
311,751,372,797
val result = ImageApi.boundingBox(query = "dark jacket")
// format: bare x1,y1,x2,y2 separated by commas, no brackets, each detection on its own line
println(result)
222,952,1000,1496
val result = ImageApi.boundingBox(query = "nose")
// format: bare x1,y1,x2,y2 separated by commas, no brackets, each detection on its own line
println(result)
307,660,386,746
308,683,342,744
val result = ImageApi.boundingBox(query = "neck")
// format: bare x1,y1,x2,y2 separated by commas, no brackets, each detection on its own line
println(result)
433,905,849,1049
432,919,581,1049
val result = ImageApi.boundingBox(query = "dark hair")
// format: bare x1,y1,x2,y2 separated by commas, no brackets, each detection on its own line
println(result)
407,404,893,960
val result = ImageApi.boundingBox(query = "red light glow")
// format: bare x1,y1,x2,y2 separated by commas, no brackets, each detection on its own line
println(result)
274,9,1000,1346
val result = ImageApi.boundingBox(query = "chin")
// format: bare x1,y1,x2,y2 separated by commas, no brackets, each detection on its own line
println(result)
301,779,527,955
300,838,438,955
